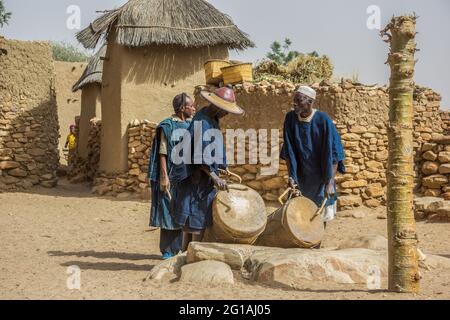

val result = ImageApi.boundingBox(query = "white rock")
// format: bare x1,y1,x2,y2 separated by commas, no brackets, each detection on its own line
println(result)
180,260,235,285
145,253,187,281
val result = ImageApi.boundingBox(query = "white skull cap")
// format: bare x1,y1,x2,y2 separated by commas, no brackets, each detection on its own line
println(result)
296,86,316,100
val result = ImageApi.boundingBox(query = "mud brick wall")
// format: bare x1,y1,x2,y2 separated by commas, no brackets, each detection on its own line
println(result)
92,120,156,198
194,80,443,209
0,38,59,190
68,118,101,183
418,136,450,199
84,78,444,209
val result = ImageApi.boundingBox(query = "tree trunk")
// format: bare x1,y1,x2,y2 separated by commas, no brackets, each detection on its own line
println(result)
381,15,420,293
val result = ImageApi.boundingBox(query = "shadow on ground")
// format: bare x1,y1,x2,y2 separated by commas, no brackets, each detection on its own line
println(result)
60,261,154,272
48,250,161,261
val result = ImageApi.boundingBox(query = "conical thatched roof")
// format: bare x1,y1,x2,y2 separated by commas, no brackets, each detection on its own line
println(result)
76,0,254,50
72,44,107,92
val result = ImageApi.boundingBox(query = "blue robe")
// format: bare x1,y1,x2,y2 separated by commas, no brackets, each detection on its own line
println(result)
280,110,345,207
171,108,227,231
148,117,190,255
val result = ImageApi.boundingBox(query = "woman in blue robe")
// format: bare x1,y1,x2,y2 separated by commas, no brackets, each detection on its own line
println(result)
171,87,245,251
148,93,196,259
281,86,345,221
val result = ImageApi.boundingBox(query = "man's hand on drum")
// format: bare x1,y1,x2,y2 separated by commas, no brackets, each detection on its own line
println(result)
288,177,297,189
211,172,229,191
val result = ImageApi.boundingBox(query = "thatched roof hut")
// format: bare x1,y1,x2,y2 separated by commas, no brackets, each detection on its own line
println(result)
76,0,253,173
77,0,254,50
72,44,106,92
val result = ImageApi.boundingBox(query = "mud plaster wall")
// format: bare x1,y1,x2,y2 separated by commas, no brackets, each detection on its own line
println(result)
54,61,86,162
0,38,59,190
99,27,229,173
78,84,101,159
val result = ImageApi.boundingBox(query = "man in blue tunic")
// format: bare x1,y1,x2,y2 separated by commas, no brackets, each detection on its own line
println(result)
281,86,345,225
171,87,245,251
148,93,196,259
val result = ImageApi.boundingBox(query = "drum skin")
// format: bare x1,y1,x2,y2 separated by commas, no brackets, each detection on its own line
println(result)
255,196,324,248
203,184,267,244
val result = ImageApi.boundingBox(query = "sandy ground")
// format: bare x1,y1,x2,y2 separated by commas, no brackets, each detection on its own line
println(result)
0,179,449,300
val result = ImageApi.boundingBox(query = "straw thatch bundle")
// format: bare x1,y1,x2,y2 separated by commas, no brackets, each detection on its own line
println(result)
254,54,333,84
76,0,254,50
287,54,333,84
72,44,107,92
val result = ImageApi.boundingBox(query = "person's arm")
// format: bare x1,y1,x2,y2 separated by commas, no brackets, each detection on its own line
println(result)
64,136,69,149
326,164,338,196
158,130,170,192
159,154,170,192
200,166,228,191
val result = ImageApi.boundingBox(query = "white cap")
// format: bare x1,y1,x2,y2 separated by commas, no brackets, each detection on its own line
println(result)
296,86,316,100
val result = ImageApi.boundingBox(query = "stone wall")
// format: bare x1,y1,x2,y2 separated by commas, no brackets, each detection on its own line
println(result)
0,38,59,190
440,111,450,134
193,80,443,209
68,118,101,183
418,135,450,199
91,120,156,199
80,78,444,210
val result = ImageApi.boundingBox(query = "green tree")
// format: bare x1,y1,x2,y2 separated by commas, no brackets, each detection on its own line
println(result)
267,38,300,65
51,41,91,62
0,0,12,27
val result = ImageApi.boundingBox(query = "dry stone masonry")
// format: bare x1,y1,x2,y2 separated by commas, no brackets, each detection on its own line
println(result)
76,78,447,215
0,38,59,191
194,80,444,210
91,120,156,199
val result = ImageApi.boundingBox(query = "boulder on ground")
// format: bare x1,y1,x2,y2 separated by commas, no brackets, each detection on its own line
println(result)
247,248,387,287
187,242,275,270
146,253,187,281
180,260,235,285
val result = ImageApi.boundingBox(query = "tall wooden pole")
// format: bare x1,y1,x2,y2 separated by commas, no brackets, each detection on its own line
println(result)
381,15,420,293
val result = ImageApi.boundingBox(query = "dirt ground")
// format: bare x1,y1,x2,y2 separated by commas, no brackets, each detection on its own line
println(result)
0,179,449,300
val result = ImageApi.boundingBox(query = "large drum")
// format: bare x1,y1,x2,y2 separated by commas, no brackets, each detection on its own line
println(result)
203,184,267,245
255,195,325,248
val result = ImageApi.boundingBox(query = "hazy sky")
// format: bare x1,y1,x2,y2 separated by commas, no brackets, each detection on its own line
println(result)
2,0,449,108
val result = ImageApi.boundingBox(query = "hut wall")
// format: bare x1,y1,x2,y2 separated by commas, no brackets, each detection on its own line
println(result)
78,84,101,159
54,61,86,162
0,38,59,191
100,31,229,173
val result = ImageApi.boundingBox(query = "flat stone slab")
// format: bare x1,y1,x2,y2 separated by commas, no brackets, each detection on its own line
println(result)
149,242,450,289
145,253,187,281
180,260,234,285
187,242,279,270
247,248,388,287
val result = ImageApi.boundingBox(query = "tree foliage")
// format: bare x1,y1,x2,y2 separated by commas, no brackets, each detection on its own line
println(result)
51,41,91,62
0,0,12,28
266,38,300,65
